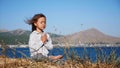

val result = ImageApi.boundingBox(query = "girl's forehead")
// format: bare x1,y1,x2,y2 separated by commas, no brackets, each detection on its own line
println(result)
38,17,46,21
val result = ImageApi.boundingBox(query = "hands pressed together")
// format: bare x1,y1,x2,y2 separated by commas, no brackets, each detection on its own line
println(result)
41,33,48,44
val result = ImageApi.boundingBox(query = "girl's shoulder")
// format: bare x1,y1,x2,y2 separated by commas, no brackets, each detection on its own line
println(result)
30,31,36,35
30,31,39,37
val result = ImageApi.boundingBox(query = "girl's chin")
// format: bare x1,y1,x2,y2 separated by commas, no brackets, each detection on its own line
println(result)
40,28,45,30
43,27,46,29
42,28,45,30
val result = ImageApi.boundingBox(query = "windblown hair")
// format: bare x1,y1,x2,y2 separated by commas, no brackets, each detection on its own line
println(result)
26,13,46,32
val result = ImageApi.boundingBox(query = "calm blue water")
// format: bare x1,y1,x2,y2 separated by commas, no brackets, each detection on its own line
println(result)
0,47,120,62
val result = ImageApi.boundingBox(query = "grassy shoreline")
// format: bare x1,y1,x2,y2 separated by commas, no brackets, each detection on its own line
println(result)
0,43,120,68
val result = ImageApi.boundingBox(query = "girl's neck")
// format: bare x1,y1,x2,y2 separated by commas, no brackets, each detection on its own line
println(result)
36,28,44,33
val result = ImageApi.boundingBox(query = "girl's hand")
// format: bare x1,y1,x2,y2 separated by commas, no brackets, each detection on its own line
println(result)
41,33,47,44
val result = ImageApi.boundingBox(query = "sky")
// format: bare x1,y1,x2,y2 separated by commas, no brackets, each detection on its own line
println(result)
0,0,120,37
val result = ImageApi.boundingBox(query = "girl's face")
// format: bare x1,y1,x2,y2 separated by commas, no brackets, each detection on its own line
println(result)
34,17,46,31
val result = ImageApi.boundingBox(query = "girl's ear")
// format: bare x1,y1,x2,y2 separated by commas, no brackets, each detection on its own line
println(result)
34,23,37,26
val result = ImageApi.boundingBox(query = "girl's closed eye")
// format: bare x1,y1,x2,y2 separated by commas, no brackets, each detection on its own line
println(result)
40,21,46,24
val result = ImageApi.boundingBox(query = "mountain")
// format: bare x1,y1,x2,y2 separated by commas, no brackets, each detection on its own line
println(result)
0,29,62,45
0,28,120,45
9,29,30,35
0,29,9,32
53,28,120,44
0,29,31,45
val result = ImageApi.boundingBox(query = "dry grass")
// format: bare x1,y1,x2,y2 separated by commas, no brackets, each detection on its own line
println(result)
0,55,119,68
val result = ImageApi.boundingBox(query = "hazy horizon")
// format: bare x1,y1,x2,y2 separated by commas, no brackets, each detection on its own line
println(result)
0,27,120,38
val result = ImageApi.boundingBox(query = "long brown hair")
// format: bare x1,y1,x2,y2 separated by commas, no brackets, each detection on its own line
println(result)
26,13,46,32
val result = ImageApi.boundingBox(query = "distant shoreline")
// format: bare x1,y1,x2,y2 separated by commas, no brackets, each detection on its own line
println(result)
0,44,120,48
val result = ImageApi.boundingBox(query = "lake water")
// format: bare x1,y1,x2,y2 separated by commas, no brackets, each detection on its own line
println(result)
0,46,120,62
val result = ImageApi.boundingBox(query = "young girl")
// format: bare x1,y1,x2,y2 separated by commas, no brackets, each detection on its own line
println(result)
27,13,63,60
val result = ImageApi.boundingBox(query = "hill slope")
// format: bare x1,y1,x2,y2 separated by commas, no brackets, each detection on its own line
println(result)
54,28,120,44
0,29,62,45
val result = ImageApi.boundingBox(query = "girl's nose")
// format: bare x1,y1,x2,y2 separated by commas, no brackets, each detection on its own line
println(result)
43,22,46,25
43,24,46,26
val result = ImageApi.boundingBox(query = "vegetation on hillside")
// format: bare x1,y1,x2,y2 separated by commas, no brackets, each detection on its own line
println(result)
0,31,62,45
0,32,30,45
